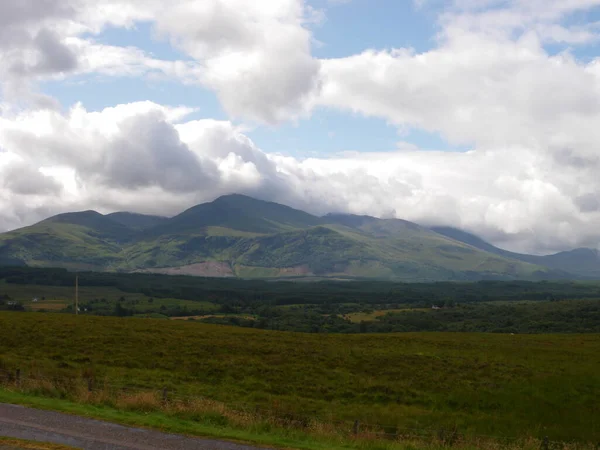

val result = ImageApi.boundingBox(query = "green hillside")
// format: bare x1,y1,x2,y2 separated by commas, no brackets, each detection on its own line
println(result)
432,227,599,278
106,212,168,230
42,211,134,239
0,211,133,270
0,195,568,281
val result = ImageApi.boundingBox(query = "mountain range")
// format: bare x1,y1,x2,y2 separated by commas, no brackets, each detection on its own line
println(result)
0,194,596,281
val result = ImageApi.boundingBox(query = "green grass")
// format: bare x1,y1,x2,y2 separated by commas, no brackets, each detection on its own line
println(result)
0,390,399,450
0,312,598,444
1,390,549,450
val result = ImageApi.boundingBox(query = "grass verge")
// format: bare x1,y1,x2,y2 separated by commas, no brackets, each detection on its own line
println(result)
0,436,78,449
0,388,592,450
0,388,418,450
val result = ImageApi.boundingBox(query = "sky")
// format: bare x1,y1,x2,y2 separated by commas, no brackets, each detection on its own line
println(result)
1,0,600,255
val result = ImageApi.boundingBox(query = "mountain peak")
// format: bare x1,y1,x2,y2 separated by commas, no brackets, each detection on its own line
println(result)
34,209,136,244
213,193,258,202
43,210,105,225
146,194,324,236
52,210,103,218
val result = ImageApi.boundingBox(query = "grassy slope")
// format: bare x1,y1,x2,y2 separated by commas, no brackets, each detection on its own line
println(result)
0,312,598,442
0,211,135,270
431,227,600,278
324,223,548,280
105,212,168,231
0,223,122,270
122,223,554,280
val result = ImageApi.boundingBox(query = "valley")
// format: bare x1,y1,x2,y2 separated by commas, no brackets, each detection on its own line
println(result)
1,268,599,448
2,266,600,333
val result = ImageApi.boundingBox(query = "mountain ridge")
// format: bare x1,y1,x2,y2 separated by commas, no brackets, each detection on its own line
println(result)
0,194,584,281
431,226,600,279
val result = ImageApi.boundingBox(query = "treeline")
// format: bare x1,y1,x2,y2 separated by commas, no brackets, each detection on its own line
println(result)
204,299,600,334
2,266,600,333
1,266,600,307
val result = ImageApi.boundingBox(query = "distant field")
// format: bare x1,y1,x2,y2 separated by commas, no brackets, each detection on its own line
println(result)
0,312,598,443
0,282,218,315
344,308,429,323
27,301,67,311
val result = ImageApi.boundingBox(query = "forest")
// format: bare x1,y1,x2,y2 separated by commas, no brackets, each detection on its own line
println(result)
1,266,599,333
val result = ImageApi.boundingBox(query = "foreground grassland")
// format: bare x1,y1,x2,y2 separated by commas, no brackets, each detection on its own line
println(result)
0,392,574,450
0,312,598,445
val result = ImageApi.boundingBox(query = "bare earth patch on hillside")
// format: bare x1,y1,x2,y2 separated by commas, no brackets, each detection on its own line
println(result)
233,264,314,278
136,262,235,277
275,265,312,276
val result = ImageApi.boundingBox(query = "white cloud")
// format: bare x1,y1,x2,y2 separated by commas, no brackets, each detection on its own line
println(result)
319,32,600,150
2,0,600,256
64,38,203,82
152,0,321,123
0,101,599,254
0,0,321,124
439,0,600,44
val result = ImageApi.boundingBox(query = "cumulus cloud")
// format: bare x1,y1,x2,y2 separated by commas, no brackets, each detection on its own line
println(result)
0,100,599,255
2,0,600,256
319,33,600,150
301,0,600,252
1,163,63,197
0,102,283,224
439,0,600,44
0,0,201,110
0,0,321,124
151,0,321,123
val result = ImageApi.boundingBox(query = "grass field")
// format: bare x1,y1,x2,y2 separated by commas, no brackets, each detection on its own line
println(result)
0,312,598,445
344,309,430,323
0,282,217,315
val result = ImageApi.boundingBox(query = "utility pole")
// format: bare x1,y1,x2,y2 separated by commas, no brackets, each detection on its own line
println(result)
75,274,79,315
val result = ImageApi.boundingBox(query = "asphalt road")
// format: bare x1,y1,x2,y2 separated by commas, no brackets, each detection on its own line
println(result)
0,403,267,450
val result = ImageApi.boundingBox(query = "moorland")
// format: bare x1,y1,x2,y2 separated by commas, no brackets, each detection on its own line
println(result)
0,311,598,445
